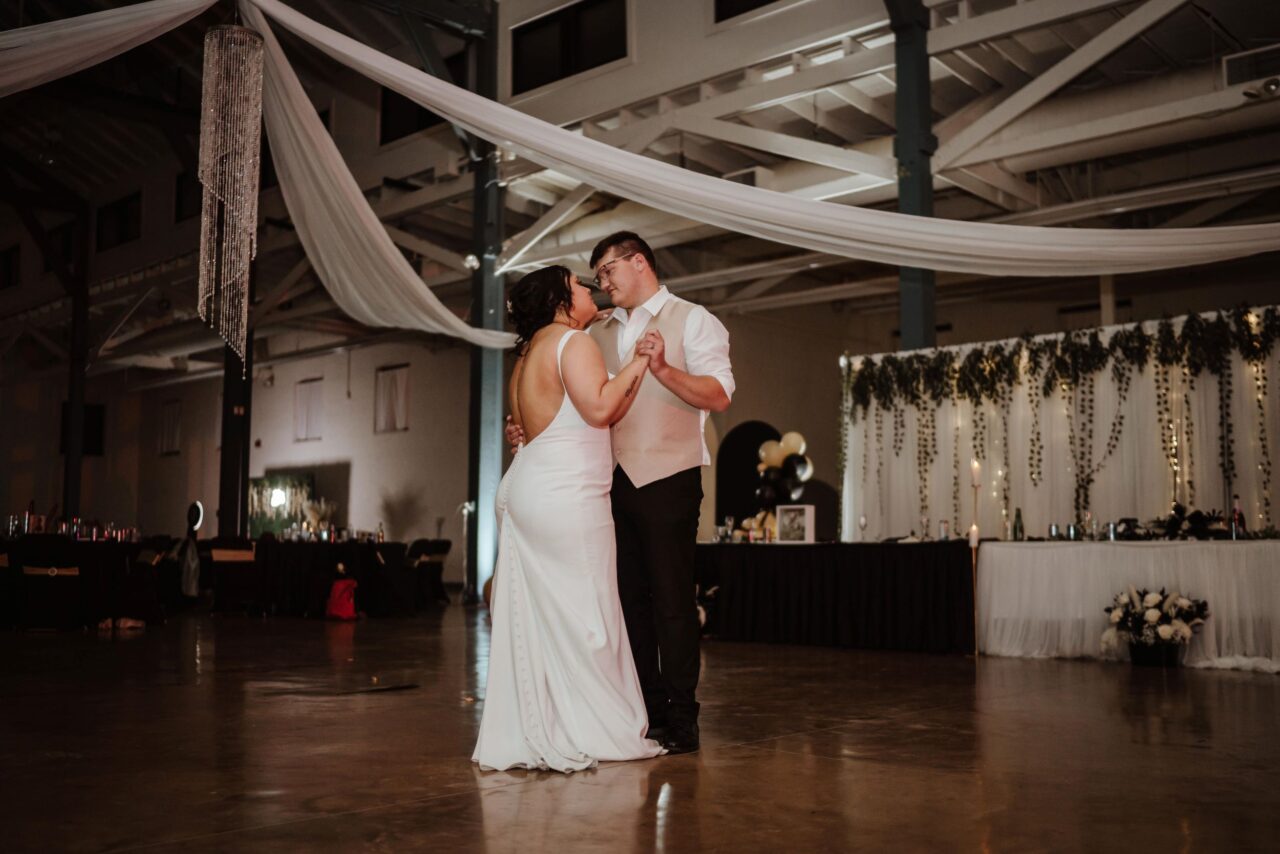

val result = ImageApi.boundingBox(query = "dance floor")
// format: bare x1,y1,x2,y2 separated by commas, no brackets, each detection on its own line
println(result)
2,608,1278,852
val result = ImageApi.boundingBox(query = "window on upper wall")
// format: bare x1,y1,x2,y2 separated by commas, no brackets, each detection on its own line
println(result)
96,191,142,252
0,245,18,290
512,0,627,96
295,378,324,442
374,364,410,433
174,171,201,222
42,222,75,274
714,0,779,22
380,53,467,144
158,400,182,456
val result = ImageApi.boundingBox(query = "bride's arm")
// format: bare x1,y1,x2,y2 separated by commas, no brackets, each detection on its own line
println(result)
560,333,648,428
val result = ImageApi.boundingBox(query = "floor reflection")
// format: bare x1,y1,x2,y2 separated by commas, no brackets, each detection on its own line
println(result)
1,608,1277,852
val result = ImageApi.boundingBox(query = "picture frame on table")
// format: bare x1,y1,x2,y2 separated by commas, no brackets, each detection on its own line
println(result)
775,504,815,544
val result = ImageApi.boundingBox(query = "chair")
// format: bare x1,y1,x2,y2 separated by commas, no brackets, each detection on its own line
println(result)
406,539,452,607
203,536,264,614
13,534,85,629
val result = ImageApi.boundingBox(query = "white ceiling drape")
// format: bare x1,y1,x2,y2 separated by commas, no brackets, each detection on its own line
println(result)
249,0,1280,278
0,0,216,98
5,0,1280,347
241,0,516,349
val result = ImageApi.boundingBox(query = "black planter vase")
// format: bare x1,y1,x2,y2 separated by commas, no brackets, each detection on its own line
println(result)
1128,641,1183,667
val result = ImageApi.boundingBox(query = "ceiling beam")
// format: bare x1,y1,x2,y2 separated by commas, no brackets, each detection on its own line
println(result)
384,225,470,272
934,0,1193,170
928,0,1138,55
1160,192,1262,228
988,164,1280,226
669,114,897,180
497,123,669,272
250,257,313,324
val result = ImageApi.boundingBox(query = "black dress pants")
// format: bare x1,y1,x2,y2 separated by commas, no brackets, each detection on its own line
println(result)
611,465,702,728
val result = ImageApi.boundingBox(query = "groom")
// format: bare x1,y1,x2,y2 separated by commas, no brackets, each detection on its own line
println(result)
505,232,733,753
586,232,734,755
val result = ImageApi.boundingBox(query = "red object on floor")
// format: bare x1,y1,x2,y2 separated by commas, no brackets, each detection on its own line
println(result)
325,578,358,620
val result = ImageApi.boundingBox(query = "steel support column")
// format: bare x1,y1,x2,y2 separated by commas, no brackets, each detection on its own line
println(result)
887,0,937,350
466,2,503,603
217,273,255,539
62,208,93,520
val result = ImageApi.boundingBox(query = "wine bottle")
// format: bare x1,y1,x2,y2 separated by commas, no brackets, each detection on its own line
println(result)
1012,508,1025,542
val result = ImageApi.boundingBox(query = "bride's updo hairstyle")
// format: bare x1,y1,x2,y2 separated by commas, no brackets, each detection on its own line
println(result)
508,265,574,354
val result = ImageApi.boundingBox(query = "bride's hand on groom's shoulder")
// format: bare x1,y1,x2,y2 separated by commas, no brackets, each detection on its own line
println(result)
592,308,615,325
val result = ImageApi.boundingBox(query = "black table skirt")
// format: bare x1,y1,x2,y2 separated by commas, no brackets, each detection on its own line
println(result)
2,537,418,627
1,537,145,629
697,542,974,654
252,540,410,618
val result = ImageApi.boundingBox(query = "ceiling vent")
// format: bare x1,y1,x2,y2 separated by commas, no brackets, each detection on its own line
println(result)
1222,44,1280,87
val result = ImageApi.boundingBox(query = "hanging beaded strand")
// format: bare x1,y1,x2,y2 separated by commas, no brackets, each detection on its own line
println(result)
197,26,265,372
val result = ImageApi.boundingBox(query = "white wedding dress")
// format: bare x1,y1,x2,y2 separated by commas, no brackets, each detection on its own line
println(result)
472,329,663,772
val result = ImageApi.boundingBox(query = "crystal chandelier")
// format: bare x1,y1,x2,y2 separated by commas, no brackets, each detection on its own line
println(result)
197,25,265,368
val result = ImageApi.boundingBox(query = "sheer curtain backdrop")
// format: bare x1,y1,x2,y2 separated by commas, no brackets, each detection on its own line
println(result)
841,310,1280,543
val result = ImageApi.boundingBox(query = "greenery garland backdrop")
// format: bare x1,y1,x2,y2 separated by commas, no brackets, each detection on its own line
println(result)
839,306,1280,542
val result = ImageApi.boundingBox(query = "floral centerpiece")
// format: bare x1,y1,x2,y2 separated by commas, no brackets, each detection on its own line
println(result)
1101,586,1210,667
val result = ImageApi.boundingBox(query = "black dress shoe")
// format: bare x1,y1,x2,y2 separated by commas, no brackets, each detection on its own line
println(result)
661,725,700,755
645,724,670,742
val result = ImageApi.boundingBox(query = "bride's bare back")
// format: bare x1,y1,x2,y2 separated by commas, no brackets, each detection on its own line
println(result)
509,324,573,445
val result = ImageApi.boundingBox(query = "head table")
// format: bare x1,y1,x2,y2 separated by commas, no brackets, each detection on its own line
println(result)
977,541,1280,673
696,541,975,654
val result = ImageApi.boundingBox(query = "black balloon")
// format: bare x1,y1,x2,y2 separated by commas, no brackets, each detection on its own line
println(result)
760,466,786,487
778,453,798,481
755,483,779,508
784,477,804,502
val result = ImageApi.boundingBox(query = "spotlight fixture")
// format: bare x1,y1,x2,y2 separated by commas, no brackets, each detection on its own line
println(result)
1243,77,1280,99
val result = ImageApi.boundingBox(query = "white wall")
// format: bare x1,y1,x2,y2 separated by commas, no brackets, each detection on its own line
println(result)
128,339,477,582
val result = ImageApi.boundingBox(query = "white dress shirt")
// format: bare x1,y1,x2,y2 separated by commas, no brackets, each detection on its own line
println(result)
606,286,734,465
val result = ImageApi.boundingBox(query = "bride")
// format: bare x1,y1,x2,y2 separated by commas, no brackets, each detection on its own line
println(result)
472,265,664,772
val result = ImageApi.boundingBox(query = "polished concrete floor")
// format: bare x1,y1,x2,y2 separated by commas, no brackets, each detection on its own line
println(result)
2,608,1278,853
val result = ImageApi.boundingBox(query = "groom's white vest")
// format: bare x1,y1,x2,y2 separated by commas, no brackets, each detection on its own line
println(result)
590,299,703,488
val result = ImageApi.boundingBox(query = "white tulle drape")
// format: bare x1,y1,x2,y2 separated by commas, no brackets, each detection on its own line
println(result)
841,310,1280,543
7,0,1280,331
241,1,514,349
247,0,1280,277
978,541,1280,673
0,0,215,98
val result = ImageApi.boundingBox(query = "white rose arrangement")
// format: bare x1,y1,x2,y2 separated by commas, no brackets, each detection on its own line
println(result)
1102,586,1210,653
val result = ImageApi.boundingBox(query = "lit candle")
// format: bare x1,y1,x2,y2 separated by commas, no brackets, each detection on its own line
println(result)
969,524,980,549
970,459,981,488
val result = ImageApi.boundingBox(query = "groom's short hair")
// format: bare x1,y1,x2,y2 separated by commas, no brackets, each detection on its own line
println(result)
590,231,657,276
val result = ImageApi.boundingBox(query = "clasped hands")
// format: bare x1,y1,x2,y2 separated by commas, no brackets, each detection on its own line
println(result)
505,331,666,452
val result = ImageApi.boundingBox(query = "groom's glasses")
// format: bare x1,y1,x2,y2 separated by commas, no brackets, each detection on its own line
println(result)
592,252,638,288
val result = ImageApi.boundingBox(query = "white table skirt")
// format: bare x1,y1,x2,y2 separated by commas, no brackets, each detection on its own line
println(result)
977,541,1280,673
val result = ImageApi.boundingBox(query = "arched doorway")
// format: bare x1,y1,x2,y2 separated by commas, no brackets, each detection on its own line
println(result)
715,420,780,526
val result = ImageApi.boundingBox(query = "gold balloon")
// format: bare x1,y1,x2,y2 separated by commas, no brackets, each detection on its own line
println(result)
758,439,786,468
757,462,768,473
780,431,807,456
